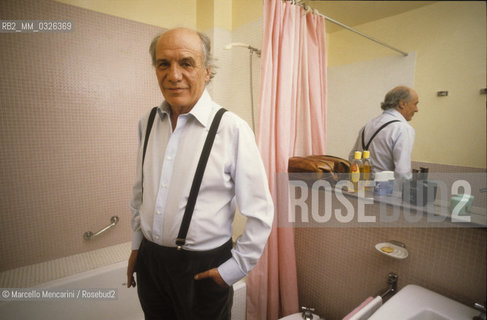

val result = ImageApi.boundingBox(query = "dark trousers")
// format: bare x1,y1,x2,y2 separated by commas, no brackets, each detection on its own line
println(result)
136,238,234,320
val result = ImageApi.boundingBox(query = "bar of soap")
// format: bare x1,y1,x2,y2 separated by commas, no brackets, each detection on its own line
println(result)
376,242,408,259
381,246,394,253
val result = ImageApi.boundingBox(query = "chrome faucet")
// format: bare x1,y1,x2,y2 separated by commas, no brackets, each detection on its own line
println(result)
301,306,315,320
473,302,486,320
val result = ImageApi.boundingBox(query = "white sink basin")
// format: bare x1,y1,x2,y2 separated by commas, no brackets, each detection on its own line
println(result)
369,284,478,320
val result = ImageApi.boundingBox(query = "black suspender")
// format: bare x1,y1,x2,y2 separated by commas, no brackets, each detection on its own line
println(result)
140,106,228,250
176,108,227,249
141,107,158,198
142,107,158,167
361,120,400,151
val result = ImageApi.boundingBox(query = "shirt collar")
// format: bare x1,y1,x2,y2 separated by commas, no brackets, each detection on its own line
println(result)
384,108,407,122
158,89,212,128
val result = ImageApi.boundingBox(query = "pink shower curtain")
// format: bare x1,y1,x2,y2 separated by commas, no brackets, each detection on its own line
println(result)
246,0,327,319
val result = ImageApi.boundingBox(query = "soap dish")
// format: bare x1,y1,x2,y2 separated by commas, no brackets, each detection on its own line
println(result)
375,241,408,259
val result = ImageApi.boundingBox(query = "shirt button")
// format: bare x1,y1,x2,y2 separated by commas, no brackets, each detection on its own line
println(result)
157,210,161,215
155,235,160,240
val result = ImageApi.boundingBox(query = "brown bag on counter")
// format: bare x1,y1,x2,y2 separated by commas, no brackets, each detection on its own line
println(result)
288,155,351,183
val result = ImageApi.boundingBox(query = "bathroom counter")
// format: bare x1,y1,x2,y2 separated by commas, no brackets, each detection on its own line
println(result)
287,175,487,228
343,189,487,227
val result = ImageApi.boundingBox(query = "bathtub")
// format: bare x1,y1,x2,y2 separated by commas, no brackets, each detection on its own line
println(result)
0,261,247,320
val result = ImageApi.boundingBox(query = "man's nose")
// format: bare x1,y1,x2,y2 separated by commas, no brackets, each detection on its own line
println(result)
168,64,182,82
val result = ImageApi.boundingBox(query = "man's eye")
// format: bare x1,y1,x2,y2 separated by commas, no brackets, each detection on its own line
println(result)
158,62,169,68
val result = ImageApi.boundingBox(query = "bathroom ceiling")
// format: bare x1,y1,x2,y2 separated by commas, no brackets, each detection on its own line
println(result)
307,1,437,32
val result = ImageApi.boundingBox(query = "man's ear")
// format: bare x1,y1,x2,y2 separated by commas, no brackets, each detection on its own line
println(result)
205,67,211,83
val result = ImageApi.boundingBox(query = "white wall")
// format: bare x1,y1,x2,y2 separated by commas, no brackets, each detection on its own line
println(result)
326,53,417,158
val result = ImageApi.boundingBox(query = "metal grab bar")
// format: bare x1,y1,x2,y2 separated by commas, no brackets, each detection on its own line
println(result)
83,216,119,240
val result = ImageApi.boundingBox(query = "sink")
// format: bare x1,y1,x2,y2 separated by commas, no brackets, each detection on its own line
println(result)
369,284,479,320
407,310,449,320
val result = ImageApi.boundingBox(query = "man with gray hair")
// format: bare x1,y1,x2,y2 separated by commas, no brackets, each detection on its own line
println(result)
126,27,273,320
349,86,419,180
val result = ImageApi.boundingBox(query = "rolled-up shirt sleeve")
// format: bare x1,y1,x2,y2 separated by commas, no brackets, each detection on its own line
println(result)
217,118,274,286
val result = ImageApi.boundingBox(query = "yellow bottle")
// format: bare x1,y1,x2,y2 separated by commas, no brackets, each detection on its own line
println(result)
350,151,362,192
361,150,372,191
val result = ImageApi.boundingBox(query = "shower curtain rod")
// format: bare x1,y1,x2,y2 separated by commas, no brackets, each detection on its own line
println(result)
323,15,408,56
290,1,409,56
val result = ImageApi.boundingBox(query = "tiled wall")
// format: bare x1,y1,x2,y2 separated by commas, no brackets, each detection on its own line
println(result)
294,163,486,320
0,0,164,271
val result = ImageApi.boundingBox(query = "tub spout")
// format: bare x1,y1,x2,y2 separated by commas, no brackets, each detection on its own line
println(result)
301,306,315,320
